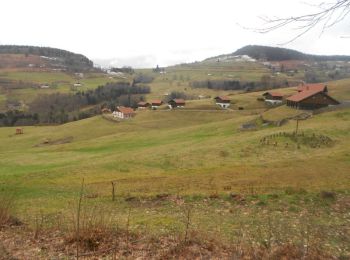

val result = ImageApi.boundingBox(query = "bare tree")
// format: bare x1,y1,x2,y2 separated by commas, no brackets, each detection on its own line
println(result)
254,0,350,43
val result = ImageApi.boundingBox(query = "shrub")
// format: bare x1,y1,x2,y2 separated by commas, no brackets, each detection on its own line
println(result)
0,193,16,227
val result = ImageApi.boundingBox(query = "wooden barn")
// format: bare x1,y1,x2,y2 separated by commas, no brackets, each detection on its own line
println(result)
150,100,163,109
297,83,328,93
262,92,283,105
112,106,135,119
137,101,150,109
168,99,185,108
286,90,339,110
214,96,231,108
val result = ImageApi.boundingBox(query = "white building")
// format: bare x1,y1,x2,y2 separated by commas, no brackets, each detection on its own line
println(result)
112,106,135,119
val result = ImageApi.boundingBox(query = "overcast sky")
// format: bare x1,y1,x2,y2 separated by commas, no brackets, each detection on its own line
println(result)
1,0,349,68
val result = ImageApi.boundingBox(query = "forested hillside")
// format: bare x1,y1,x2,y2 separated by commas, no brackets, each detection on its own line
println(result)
232,45,350,61
0,45,94,71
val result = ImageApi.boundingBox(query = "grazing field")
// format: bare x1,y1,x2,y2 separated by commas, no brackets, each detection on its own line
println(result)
0,103,350,257
1,59,350,257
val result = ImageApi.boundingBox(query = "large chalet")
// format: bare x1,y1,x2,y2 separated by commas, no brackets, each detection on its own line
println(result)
286,88,339,110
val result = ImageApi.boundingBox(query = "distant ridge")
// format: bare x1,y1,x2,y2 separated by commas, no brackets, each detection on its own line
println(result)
232,45,350,62
0,45,93,70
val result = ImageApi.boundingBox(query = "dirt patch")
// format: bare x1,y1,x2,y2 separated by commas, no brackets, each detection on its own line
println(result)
34,136,73,147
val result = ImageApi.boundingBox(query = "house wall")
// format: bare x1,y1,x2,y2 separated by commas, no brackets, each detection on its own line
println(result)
287,93,338,109
113,111,124,118
265,99,283,105
216,102,230,108
300,93,337,106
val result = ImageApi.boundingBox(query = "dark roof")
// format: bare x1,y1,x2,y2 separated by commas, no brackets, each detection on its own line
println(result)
287,90,338,103
116,106,135,114
263,92,283,97
215,96,231,101
297,83,327,92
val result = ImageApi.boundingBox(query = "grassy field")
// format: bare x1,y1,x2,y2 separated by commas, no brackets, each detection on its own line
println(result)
1,104,349,210
0,60,350,257
0,103,350,258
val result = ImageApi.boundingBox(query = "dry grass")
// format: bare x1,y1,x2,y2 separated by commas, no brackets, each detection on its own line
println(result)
0,193,17,228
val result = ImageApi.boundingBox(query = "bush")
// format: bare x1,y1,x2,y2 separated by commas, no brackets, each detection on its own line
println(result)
0,193,16,227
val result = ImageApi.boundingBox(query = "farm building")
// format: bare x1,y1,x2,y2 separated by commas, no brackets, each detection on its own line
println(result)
214,96,231,108
137,101,150,109
297,83,328,93
286,90,339,110
168,99,185,108
15,128,23,135
150,100,163,109
101,108,111,113
262,92,284,105
112,106,135,119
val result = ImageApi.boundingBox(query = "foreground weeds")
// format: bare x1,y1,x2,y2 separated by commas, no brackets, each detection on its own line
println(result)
0,190,349,259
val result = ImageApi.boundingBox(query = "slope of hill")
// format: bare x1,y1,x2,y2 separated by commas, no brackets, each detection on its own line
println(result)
232,45,350,61
0,45,94,71
0,97,350,257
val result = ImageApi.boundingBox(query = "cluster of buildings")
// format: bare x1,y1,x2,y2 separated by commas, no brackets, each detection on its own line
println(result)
109,99,187,120
107,96,235,120
105,82,340,120
262,83,339,110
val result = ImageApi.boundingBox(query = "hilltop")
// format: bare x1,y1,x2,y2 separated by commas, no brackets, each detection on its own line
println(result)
232,45,350,61
0,45,94,71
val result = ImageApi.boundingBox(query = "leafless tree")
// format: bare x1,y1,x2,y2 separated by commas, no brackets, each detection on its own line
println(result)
254,0,350,43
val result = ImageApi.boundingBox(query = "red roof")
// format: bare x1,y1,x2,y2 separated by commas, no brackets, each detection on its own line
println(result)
297,83,327,92
116,106,135,114
263,92,283,97
171,99,185,104
215,96,231,101
151,100,163,105
287,90,324,102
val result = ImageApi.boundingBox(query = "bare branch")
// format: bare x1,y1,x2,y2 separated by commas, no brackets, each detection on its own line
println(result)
251,0,350,44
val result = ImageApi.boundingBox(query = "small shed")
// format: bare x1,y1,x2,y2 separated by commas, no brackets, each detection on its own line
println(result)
16,128,23,135
214,96,231,108
262,92,284,105
168,99,185,108
150,100,163,109
137,101,150,109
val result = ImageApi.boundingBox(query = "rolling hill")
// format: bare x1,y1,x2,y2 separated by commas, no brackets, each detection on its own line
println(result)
0,45,94,71
232,45,350,61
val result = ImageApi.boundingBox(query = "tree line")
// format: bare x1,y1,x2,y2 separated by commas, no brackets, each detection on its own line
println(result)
0,82,150,126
